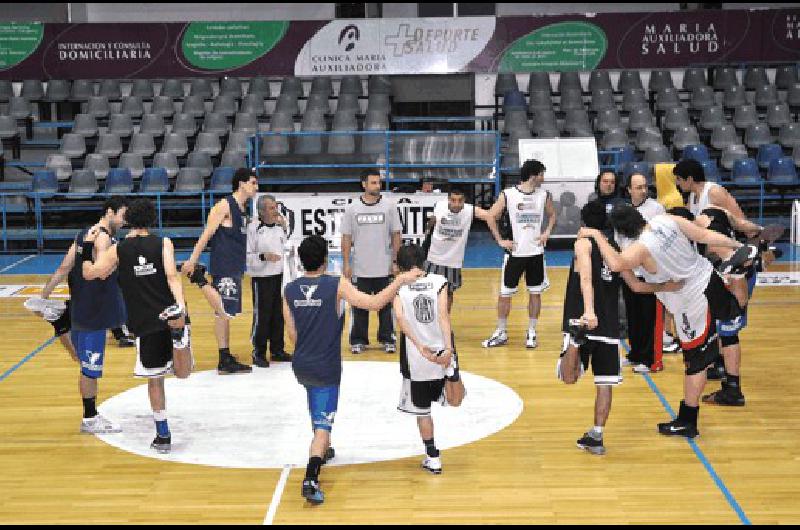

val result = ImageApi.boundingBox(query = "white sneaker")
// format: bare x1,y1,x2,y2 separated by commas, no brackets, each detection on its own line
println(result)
481,329,508,348
662,334,680,353
525,330,538,349
80,414,122,434
620,357,634,367
351,344,365,354
632,363,651,374
422,456,442,474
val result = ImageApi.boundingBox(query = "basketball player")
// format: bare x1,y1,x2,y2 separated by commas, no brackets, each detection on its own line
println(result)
482,159,556,349
423,186,504,311
579,205,752,438
39,197,128,434
560,201,683,455
394,244,466,474
82,198,192,454
282,235,423,505
182,168,259,374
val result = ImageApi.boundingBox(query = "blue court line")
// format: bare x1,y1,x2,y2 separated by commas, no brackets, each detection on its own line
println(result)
0,336,56,383
621,341,751,525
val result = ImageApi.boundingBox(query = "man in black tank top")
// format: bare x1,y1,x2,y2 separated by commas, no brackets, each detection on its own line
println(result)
82,199,192,455
182,168,259,375
558,201,683,456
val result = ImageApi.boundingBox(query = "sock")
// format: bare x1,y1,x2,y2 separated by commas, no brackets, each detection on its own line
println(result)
528,318,538,332
423,438,440,458
679,401,699,425
111,327,124,340
725,374,741,390
497,318,507,331
219,348,230,362
154,410,170,438
305,456,323,481
82,397,97,419
591,425,604,438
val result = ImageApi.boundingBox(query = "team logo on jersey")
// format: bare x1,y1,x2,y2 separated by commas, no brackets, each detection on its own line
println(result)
133,255,157,277
681,313,696,340
413,294,435,324
356,213,386,225
295,284,323,307
217,277,238,298
601,261,614,282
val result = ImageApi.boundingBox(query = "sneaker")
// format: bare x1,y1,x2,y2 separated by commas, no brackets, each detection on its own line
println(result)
481,329,508,348
576,432,606,455
662,334,681,353
217,355,253,375
270,351,293,362
80,414,122,434
351,344,365,355
117,336,136,348
252,352,270,368
302,479,324,504
706,362,726,381
421,456,442,474
650,361,664,373
702,387,745,407
620,356,634,367
632,363,651,374
657,418,699,438
150,435,171,454
525,330,538,349
384,342,396,354
323,446,335,464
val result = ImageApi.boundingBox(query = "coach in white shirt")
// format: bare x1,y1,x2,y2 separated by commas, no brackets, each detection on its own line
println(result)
247,194,292,367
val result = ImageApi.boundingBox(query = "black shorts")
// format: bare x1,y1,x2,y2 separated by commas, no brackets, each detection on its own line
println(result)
423,261,462,292
500,254,549,296
397,378,446,415
560,334,622,386
135,328,174,378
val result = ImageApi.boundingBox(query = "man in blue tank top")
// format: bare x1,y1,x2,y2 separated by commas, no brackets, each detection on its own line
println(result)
182,168,259,374
39,197,128,435
283,235,423,505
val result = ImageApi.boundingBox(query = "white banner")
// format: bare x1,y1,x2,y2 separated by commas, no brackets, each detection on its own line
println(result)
755,272,800,287
295,17,496,76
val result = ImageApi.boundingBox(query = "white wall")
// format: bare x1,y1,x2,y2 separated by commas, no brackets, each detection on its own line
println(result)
82,3,335,22
496,3,681,16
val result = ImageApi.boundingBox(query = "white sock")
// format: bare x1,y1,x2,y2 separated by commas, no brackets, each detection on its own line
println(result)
497,318,507,331
153,410,168,422
529,318,538,332
591,425,604,437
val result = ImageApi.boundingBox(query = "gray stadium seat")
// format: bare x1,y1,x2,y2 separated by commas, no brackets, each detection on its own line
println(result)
162,132,189,157
310,77,333,97
788,83,800,109
713,67,739,90
589,71,612,92
295,110,326,154
95,133,123,158
723,85,747,110
99,79,122,99
558,72,582,93
711,124,740,151
528,71,552,93
233,112,258,135
754,84,779,108
153,151,179,178
121,96,144,119
59,133,86,158
161,79,185,99
336,92,360,114
175,167,205,192
682,68,707,91
84,153,110,179
263,112,294,156
189,78,213,99
644,145,672,163
744,122,773,150
69,169,99,195
527,89,552,112
672,125,701,151
44,80,70,102
594,108,622,132
364,109,389,130
85,96,110,119
70,80,95,102
280,77,304,97
151,96,175,119
367,93,391,114
559,88,584,111
778,122,800,149
181,95,207,119
734,105,758,130
185,152,212,178
46,153,72,181
776,65,799,90
362,110,390,154
108,113,134,138
247,76,271,97
720,144,748,170
564,109,592,136
118,153,145,179
503,109,529,133
618,70,644,92
601,129,630,149
655,88,680,112
21,80,44,100
339,76,363,96
225,132,251,155
699,106,725,132
0,80,14,102
627,107,655,132
495,73,518,97
507,128,532,154
622,88,648,112
648,70,674,92
663,106,690,131
212,94,238,118
689,86,716,112
139,114,166,138
305,92,331,114
202,112,229,137
744,66,769,90
275,93,300,115
220,77,243,98
368,75,392,95
635,127,663,151
590,88,615,112
194,132,222,156
240,94,266,116
220,151,247,169
767,103,792,129
0,115,17,141
131,79,155,99
129,133,156,158
72,114,98,137
171,113,197,138
7,97,32,119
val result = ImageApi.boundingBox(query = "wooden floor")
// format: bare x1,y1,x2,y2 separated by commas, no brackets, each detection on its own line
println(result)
1,266,799,524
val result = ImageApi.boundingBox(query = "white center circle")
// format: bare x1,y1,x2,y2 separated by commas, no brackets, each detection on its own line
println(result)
96,361,523,469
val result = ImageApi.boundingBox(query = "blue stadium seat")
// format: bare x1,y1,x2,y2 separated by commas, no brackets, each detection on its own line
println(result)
756,143,783,170
700,159,720,182
767,157,799,184
210,167,234,193
682,144,709,162
731,158,761,184
30,170,59,197
105,168,133,193
622,161,651,181
140,167,169,193
502,89,527,111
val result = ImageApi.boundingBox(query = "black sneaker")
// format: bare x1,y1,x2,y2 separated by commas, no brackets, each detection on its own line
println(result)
217,355,253,375
150,435,171,454
702,387,745,407
270,351,293,362
117,336,136,348
706,363,726,381
657,418,699,438
302,479,324,504
252,352,269,368
576,432,606,455
323,446,335,464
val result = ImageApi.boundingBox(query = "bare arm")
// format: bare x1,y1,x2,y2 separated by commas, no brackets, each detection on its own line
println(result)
184,200,229,272
82,244,119,280
620,270,684,294
671,214,743,249
708,185,746,220
393,296,424,353
540,192,557,246
341,234,352,279
437,285,453,352
578,228,648,272
162,237,185,309
485,193,513,250
474,206,505,245
283,297,296,346
574,239,596,327
41,243,76,299
391,230,401,267
338,269,422,312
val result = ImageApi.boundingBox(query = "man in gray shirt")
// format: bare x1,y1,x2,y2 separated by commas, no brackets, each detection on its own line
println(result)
341,170,402,354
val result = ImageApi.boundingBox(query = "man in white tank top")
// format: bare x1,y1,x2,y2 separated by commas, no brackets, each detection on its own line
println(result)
393,245,466,475
579,204,746,439
423,187,505,312
482,160,556,349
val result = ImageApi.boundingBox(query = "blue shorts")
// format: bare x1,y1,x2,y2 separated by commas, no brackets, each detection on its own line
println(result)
72,329,107,378
718,273,757,337
212,276,242,317
305,385,339,432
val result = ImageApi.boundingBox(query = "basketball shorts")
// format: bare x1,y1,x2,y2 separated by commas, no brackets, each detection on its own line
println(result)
397,377,446,416
72,329,107,379
305,385,339,432
717,272,757,337
500,254,549,296
134,324,192,378
212,275,242,317
423,261,462,292
559,334,622,386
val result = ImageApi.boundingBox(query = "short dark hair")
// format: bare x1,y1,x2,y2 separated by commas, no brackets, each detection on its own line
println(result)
595,170,619,197
102,196,127,215
448,185,465,197
667,206,695,221
609,204,647,239
298,235,328,272
520,159,545,182
397,243,425,272
124,198,157,229
673,159,706,182
232,168,254,192
360,169,380,183
580,200,608,230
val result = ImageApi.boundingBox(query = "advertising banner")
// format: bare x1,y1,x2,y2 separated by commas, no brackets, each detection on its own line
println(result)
0,9,798,79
